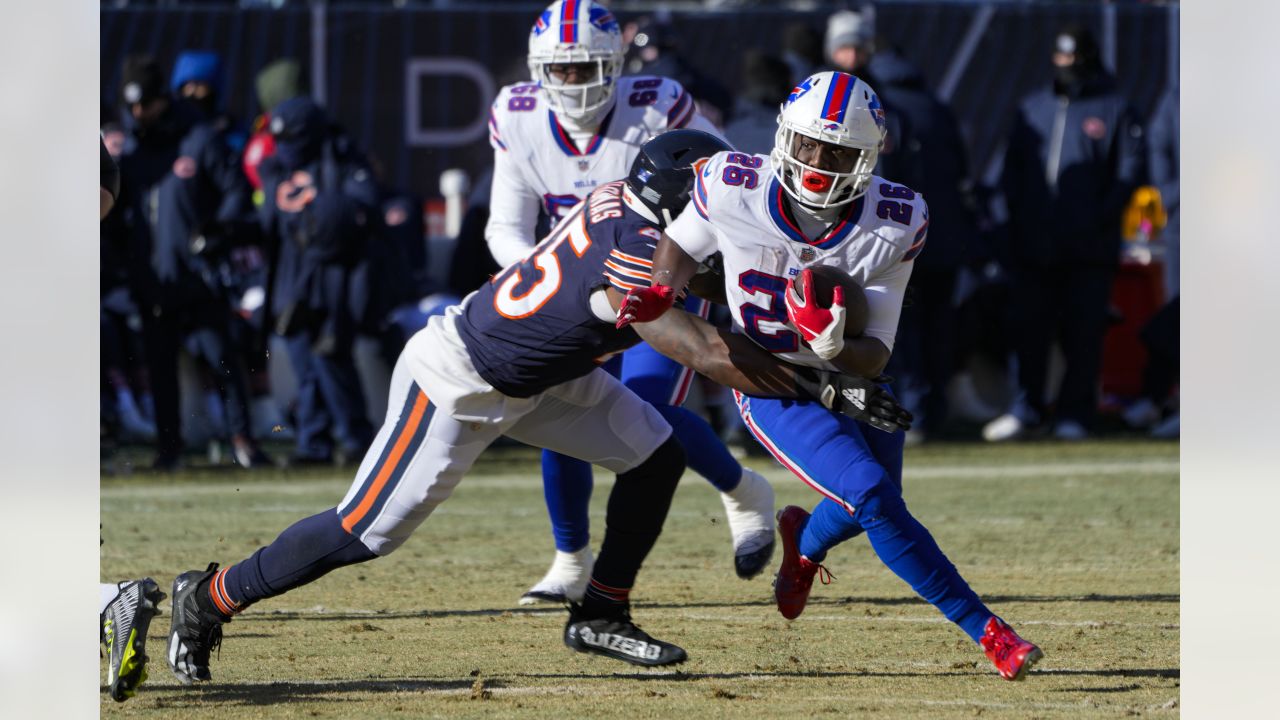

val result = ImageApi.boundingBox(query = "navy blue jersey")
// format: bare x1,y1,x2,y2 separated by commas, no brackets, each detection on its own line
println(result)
458,180,662,398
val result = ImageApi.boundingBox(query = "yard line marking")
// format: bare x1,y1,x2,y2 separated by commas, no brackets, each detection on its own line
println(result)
236,606,1177,630
101,458,1178,498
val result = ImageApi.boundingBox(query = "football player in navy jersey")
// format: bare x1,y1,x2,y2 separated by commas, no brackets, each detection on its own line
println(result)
164,130,911,677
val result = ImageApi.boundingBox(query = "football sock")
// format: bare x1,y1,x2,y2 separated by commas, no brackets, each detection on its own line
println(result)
654,404,742,492
585,436,685,617
799,498,866,563
854,491,992,643
541,450,594,553
213,509,377,615
99,582,121,616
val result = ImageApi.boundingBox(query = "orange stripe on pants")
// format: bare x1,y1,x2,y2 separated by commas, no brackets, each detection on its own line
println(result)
341,391,430,533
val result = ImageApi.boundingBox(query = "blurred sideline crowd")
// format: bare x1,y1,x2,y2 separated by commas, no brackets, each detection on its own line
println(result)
100,5,1180,473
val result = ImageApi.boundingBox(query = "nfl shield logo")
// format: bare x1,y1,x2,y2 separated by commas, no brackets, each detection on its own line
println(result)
800,248,817,262
578,159,590,172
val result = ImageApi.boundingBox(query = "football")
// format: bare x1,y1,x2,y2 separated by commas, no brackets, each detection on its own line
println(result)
792,265,870,338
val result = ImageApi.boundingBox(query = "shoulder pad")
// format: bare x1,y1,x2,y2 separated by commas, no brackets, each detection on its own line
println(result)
689,150,737,221
621,76,696,131
868,178,929,262
652,77,695,129
490,82,544,151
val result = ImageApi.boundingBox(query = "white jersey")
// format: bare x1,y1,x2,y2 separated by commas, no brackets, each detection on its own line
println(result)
665,151,929,369
486,75,722,267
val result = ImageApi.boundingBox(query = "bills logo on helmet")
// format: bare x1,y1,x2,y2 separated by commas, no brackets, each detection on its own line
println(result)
533,9,551,35
589,5,619,32
787,76,819,106
867,93,886,130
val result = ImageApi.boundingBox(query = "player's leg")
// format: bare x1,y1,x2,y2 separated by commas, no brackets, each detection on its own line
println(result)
166,352,502,684
520,450,595,604
507,370,687,666
796,392,907,562
621,297,774,579
101,579,165,702
738,393,1042,678
522,354,627,605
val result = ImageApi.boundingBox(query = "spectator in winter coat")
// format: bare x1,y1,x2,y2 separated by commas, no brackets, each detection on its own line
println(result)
257,97,380,466
984,26,1146,442
116,54,272,470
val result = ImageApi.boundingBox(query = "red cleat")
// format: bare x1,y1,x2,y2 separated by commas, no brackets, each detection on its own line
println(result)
980,617,1044,680
772,506,834,620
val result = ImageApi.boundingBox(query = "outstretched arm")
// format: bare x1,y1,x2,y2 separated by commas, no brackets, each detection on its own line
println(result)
615,286,796,396
605,287,912,432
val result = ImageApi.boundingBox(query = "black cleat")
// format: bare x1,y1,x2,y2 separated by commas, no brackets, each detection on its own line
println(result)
103,578,166,702
166,563,228,684
734,541,776,580
563,603,687,667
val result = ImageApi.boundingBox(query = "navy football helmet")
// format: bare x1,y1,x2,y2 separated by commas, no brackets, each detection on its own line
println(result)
626,129,732,227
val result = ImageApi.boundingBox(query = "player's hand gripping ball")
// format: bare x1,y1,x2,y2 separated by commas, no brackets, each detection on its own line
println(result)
784,267,869,359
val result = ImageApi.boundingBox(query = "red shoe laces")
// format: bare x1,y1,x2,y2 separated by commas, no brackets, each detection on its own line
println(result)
814,564,835,586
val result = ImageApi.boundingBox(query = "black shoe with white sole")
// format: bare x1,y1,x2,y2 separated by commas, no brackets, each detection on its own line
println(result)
563,603,687,667
166,563,227,684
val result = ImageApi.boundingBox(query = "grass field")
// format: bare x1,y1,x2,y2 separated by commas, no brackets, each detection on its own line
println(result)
101,439,1179,718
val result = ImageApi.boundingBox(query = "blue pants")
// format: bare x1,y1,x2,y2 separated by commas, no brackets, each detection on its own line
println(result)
283,334,374,460
736,391,993,643
540,296,742,553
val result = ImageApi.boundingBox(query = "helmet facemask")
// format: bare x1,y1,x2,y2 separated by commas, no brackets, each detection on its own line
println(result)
771,124,879,209
531,57,620,120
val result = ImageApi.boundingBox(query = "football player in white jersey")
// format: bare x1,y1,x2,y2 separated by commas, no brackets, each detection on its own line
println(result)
487,0,777,605
619,71,1045,681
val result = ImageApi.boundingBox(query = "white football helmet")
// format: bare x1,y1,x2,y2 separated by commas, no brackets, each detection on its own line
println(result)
771,71,886,208
527,0,624,122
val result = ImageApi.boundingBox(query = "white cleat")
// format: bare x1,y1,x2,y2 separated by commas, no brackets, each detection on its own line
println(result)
720,467,775,579
519,547,593,606
982,412,1026,442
